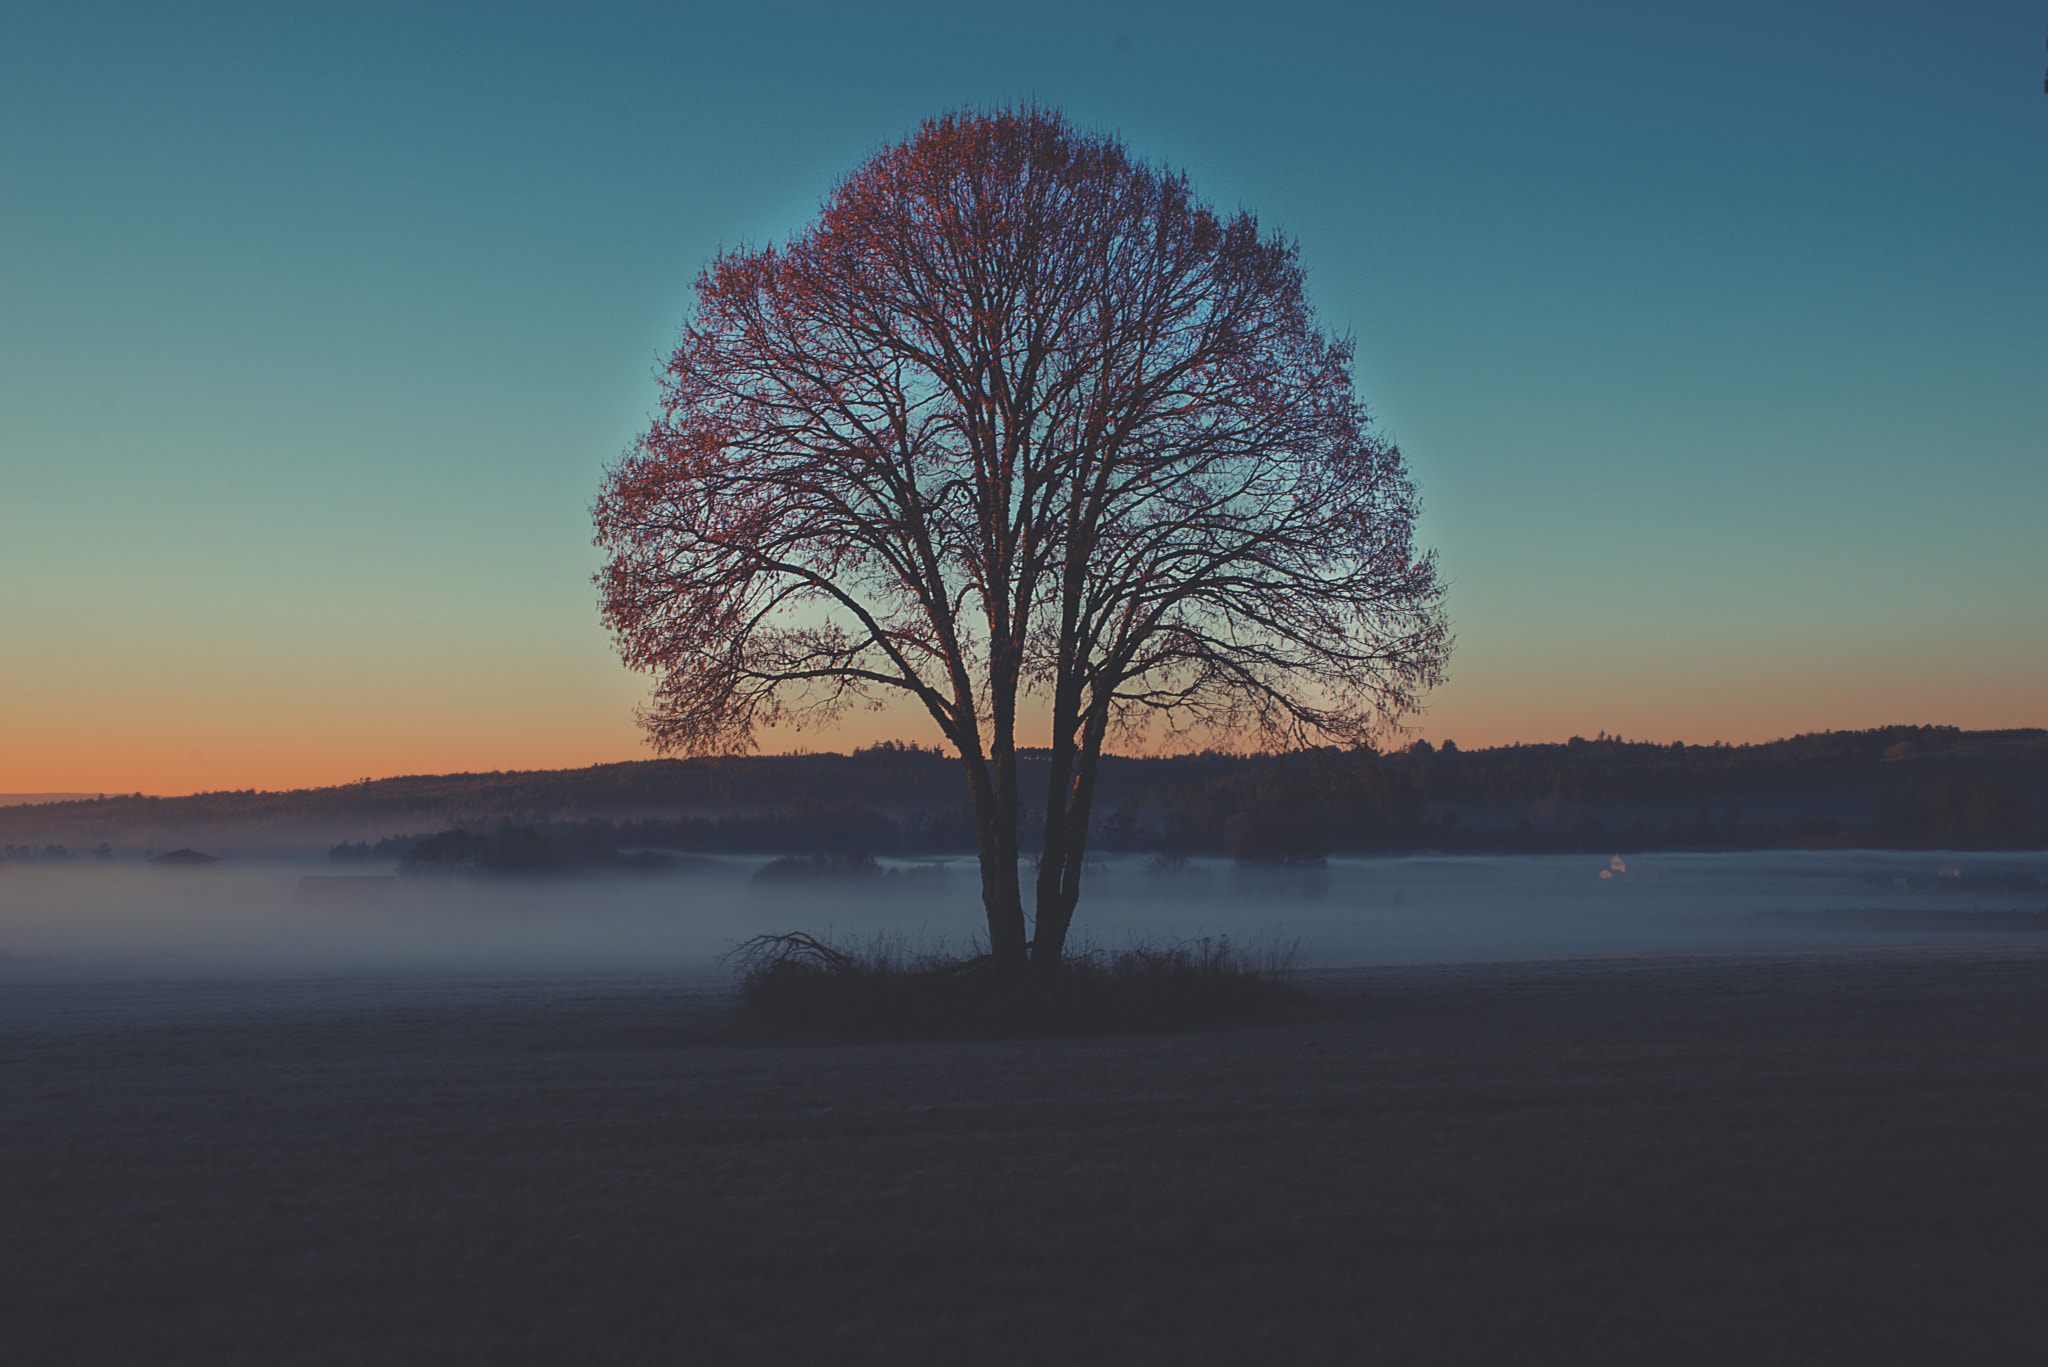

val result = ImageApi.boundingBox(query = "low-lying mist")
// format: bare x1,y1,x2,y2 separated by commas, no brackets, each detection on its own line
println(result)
3,848,2044,985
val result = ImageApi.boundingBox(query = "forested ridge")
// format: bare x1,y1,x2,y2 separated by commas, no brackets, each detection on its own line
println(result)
4,726,2043,858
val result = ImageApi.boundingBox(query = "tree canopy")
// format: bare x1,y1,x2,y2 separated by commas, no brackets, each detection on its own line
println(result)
594,107,1450,975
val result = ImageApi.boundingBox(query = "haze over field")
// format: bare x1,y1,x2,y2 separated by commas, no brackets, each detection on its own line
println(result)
5,849,2043,984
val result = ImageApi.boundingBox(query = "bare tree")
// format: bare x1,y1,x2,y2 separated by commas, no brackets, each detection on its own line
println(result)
594,107,1448,977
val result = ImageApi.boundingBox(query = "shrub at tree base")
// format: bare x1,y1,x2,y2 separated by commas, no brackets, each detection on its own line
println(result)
729,931,1301,1037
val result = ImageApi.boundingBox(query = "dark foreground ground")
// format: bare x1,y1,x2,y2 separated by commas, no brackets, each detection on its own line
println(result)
4,948,2045,1366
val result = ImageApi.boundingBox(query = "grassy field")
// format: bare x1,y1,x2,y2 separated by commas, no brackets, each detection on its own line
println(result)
4,947,2045,1364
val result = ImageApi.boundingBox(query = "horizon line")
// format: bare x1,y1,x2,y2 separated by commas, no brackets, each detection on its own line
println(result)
9,721,2039,806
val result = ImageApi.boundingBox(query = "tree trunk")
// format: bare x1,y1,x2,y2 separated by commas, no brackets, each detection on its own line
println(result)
1031,670,1084,974
1031,703,1109,980
963,752,1028,972
1031,745,1075,972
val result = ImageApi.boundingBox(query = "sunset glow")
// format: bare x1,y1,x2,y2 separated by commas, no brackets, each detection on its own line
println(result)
4,3,2041,798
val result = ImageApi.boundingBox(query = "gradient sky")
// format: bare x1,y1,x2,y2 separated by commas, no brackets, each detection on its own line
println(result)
3,1,2043,796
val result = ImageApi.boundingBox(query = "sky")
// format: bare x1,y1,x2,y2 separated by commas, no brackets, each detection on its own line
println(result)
2,1,2042,796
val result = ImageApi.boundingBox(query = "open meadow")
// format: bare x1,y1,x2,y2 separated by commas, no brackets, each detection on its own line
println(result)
5,941,2046,1365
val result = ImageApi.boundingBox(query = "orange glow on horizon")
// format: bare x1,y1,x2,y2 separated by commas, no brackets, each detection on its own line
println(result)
8,669,2043,800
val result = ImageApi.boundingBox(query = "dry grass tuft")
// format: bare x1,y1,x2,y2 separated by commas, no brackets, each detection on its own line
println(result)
728,930,1301,1037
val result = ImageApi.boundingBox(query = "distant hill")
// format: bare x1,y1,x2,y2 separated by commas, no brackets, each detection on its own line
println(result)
1,727,2042,857
0,793,99,807
1382,725,2047,852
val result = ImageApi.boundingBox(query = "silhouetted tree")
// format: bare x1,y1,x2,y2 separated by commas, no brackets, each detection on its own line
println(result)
594,107,1448,977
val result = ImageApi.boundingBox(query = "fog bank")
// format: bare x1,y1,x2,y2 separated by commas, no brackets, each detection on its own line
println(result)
3,849,2044,985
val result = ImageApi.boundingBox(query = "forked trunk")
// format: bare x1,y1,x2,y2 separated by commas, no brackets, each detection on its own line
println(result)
1031,705,1109,980
963,745,1029,973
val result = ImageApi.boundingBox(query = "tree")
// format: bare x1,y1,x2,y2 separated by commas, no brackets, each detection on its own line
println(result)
594,107,1449,979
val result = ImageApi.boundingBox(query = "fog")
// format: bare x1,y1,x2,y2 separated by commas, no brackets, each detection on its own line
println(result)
2,849,2044,985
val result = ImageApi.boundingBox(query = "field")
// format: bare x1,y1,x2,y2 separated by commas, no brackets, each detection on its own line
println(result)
5,947,2046,1364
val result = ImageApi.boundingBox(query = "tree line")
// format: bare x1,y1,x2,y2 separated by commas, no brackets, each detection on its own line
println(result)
311,732,2041,873
1389,725,2048,808
8,727,2042,858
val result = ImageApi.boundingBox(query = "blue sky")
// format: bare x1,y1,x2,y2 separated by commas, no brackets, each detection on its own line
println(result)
3,1,2042,793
